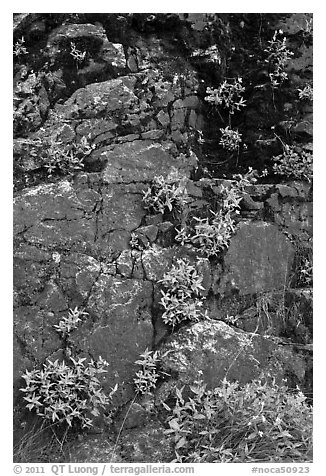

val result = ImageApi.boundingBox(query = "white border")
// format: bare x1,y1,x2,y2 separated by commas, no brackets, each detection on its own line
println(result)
3,3,324,474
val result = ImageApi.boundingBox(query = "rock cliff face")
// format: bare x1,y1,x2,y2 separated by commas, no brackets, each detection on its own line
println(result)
13,13,312,462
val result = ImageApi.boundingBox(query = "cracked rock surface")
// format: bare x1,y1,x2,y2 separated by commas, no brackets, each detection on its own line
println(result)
13,13,312,463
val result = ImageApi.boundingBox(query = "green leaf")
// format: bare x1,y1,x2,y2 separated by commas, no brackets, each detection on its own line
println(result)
176,437,187,449
169,419,181,431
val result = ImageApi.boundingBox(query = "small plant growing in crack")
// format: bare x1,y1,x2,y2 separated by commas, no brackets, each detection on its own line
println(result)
129,232,145,251
159,258,206,328
205,77,246,115
175,183,242,257
20,307,118,436
143,173,189,215
298,84,313,101
53,307,89,337
224,314,240,326
29,134,96,177
219,126,243,152
13,36,28,57
133,349,160,395
110,348,165,462
272,142,313,182
20,356,117,429
70,42,87,65
204,77,246,153
264,30,293,88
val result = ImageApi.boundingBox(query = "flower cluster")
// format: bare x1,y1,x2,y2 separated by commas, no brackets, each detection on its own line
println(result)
175,184,241,257
29,134,95,177
264,30,294,87
164,377,312,463
205,77,246,114
143,173,188,215
20,357,117,429
53,307,89,336
272,144,313,182
70,42,87,64
134,349,160,394
298,84,313,101
219,126,242,151
13,37,28,57
159,258,205,328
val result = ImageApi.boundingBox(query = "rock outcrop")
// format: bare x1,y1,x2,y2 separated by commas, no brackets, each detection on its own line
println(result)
13,13,313,463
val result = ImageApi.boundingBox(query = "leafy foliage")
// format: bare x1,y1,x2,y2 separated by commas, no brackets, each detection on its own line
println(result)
159,258,206,328
13,37,28,57
272,144,313,182
175,184,241,257
298,84,313,101
164,377,312,463
205,77,246,114
134,349,160,394
219,126,242,151
129,232,144,251
298,258,313,287
177,210,236,257
21,306,118,430
29,134,95,177
53,307,88,337
264,30,294,87
20,357,117,429
143,173,188,214
70,42,87,64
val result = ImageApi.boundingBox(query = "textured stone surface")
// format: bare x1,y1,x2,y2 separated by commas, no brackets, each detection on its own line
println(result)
101,140,195,183
68,436,123,463
13,13,313,463
119,420,174,462
55,78,139,120
70,276,154,404
160,320,307,389
46,23,126,74
220,222,294,295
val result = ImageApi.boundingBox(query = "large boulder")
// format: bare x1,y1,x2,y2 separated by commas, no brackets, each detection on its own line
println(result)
46,23,126,75
218,222,294,296
69,276,154,404
101,140,195,184
159,320,307,389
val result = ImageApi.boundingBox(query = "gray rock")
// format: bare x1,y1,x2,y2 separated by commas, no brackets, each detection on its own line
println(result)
68,435,122,463
101,140,194,184
220,222,294,295
70,277,154,404
119,420,174,462
160,320,307,389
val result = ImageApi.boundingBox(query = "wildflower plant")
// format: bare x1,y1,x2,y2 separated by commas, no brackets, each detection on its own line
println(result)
163,377,312,463
14,37,28,57
298,84,313,101
272,144,313,182
70,42,87,64
298,257,313,287
129,232,144,251
20,357,118,429
21,305,118,430
134,349,160,394
175,184,241,257
264,30,294,87
54,307,89,337
30,134,95,177
219,126,242,151
205,77,246,114
159,258,205,328
143,173,188,215
232,167,259,190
